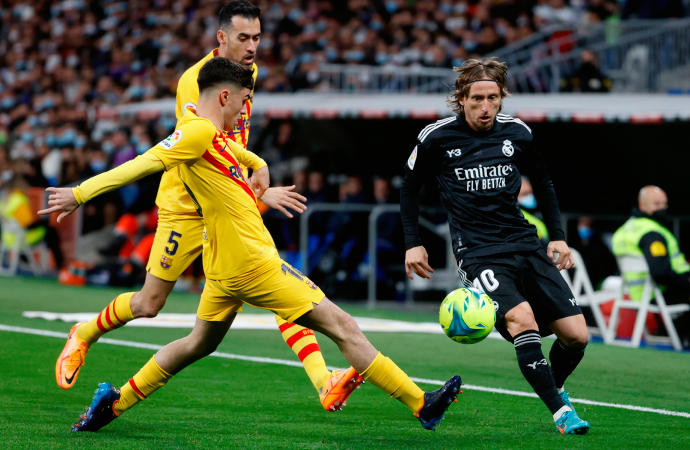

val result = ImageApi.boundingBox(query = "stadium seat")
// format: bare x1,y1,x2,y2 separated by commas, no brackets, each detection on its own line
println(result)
608,255,690,351
560,248,614,343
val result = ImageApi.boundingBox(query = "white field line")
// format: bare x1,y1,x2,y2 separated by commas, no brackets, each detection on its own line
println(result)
2,323,689,419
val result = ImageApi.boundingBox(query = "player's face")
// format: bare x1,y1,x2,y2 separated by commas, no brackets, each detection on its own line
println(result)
460,81,502,132
218,16,261,67
221,86,251,130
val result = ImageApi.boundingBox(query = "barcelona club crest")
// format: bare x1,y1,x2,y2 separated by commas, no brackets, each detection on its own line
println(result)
160,255,173,269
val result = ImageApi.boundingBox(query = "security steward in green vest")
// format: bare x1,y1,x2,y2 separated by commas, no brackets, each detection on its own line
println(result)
519,177,549,242
1,174,64,271
611,185,690,347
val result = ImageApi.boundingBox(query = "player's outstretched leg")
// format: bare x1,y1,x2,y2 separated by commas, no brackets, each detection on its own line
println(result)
295,297,462,429
72,317,233,431
56,274,176,390
274,315,363,411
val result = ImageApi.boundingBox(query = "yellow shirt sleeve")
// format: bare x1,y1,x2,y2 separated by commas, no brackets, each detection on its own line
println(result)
148,119,216,170
227,140,267,170
73,152,164,205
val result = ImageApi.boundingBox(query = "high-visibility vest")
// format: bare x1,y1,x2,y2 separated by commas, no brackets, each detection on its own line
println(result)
521,209,549,241
611,216,690,301
1,189,45,247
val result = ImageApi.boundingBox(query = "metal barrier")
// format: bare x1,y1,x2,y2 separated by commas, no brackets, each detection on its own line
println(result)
298,203,454,308
297,203,690,307
313,19,690,94
498,19,690,93
317,64,455,93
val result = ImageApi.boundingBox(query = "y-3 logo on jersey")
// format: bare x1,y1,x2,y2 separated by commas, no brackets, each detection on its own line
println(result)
446,148,462,158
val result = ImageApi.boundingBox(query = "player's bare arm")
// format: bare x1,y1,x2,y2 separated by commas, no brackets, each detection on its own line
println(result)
405,245,434,280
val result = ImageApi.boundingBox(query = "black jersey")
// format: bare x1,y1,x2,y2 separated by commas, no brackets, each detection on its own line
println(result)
400,113,565,265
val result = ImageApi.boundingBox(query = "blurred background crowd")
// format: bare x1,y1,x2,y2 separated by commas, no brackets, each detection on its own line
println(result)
0,0,688,298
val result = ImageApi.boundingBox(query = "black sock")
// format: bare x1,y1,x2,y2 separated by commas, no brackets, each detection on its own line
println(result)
549,339,586,390
514,330,564,415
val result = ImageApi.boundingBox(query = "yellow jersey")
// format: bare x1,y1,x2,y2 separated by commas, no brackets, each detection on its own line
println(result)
149,110,276,279
156,49,258,216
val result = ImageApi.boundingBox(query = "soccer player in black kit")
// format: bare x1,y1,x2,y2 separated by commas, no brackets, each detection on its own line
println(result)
400,58,590,435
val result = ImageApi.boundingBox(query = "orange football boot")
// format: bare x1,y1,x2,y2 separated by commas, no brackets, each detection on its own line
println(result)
56,322,90,389
319,367,364,411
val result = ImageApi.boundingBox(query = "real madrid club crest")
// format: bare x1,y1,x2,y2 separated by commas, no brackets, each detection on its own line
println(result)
161,255,173,269
502,139,514,157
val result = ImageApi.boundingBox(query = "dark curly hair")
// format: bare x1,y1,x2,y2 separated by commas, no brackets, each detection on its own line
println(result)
448,57,509,116
197,57,254,93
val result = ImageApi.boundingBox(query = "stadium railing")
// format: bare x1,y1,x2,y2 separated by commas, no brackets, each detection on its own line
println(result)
298,203,457,308
498,18,690,93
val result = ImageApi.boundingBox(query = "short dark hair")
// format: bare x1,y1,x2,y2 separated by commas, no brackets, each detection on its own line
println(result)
448,57,509,116
197,57,254,93
218,1,261,28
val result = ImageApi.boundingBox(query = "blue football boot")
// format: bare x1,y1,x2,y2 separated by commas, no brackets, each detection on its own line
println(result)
72,382,120,432
415,375,462,430
560,389,574,410
555,409,590,435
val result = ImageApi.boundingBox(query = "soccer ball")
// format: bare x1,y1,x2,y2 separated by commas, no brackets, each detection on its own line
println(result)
439,287,496,344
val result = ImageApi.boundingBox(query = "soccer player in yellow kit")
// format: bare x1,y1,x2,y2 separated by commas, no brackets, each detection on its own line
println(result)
51,1,354,411
43,58,462,432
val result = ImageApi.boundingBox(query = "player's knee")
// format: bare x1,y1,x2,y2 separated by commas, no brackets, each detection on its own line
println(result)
504,310,538,335
560,329,589,349
134,291,168,318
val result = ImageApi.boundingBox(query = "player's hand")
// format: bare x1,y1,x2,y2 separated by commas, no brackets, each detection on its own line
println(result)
249,165,270,198
37,187,79,223
547,240,574,270
405,245,434,280
260,185,307,218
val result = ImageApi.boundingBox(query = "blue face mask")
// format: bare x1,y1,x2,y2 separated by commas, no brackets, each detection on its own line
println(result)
45,134,57,147
21,131,34,142
102,141,115,154
75,136,86,148
90,160,107,173
519,194,537,210
375,53,388,65
385,1,398,13
578,227,594,241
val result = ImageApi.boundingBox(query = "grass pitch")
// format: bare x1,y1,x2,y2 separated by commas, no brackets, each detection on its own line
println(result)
1,276,689,449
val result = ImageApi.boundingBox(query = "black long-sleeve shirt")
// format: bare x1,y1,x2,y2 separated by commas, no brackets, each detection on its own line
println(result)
400,114,565,265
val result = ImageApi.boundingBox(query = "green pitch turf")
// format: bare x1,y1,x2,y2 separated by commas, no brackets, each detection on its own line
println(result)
1,276,689,449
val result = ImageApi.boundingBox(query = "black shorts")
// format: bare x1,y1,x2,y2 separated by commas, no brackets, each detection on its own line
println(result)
462,250,581,341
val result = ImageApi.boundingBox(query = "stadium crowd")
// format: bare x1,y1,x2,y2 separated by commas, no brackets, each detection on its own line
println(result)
0,0,687,291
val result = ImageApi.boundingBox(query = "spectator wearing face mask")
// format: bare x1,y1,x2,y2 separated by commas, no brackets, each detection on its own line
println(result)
572,215,618,288
518,176,549,242
611,186,690,346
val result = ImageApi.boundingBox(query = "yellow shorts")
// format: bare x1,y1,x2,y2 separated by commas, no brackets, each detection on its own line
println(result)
146,215,204,281
198,259,325,323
